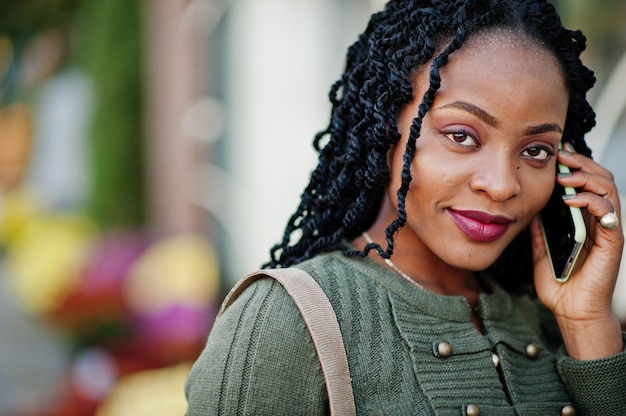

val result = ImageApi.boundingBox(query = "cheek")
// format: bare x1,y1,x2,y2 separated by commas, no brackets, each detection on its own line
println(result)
406,158,461,212
412,148,469,189
522,173,556,215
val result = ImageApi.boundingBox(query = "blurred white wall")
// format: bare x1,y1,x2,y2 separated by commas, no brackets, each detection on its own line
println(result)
590,49,626,321
214,0,374,283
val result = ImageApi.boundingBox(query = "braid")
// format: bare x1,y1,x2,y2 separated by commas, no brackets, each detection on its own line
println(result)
265,0,597,295
384,26,469,258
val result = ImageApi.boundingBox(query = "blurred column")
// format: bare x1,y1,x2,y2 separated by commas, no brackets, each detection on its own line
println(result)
143,0,209,236
221,0,371,280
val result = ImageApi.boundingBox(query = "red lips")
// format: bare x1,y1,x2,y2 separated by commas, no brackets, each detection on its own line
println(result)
447,209,514,242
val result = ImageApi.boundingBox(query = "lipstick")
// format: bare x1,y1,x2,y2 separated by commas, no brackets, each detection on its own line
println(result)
447,209,513,242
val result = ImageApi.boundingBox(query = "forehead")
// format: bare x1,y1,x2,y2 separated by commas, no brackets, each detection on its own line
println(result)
450,29,565,93
414,28,567,102
409,28,569,131
415,28,564,80
464,28,559,63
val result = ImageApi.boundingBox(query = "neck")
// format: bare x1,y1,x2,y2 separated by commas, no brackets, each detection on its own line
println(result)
357,231,482,297
357,230,485,333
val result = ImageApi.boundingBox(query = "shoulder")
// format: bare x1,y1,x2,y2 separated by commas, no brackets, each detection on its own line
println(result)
217,273,310,339
293,251,385,317
186,269,328,415
218,250,363,332
293,250,382,294
295,251,361,286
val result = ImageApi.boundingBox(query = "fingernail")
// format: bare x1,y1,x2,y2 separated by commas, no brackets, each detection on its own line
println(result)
562,193,576,201
557,172,572,178
559,149,573,156
562,142,576,152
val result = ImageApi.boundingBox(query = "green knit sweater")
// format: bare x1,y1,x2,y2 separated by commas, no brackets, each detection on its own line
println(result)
185,251,626,415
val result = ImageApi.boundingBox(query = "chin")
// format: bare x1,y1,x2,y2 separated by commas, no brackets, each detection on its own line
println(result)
456,260,498,272
443,247,506,272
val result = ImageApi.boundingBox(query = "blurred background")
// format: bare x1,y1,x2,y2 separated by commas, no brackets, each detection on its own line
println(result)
0,0,624,414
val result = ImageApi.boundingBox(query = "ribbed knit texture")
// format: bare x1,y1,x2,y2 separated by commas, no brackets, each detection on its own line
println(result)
557,335,626,415
185,251,626,415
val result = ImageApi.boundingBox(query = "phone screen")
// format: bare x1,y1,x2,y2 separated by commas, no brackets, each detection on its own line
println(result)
540,168,586,282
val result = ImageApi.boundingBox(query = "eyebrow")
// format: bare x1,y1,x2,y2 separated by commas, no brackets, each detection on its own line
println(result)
525,123,563,135
437,101,499,127
436,100,563,135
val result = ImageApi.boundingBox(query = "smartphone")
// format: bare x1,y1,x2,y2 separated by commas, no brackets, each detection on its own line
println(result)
540,146,586,282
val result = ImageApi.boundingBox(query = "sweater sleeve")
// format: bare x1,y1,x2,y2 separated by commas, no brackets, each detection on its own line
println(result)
185,278,328,416
556,333,626,416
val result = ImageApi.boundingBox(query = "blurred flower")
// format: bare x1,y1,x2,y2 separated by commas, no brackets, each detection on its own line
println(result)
51,230,151,343
124,234,219,363
95,362,192,416
0,184,41,246
4,212,97,315
125,234,219,311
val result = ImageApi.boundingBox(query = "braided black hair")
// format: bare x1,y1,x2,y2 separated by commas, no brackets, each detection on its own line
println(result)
265,0,596,293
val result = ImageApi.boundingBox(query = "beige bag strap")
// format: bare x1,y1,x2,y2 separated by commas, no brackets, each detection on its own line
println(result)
218,268,356,416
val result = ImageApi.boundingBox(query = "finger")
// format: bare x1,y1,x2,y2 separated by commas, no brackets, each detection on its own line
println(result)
556,147,621,217
563,192,617,219
557,170,620,202
563,194,622,242
558,146,615,180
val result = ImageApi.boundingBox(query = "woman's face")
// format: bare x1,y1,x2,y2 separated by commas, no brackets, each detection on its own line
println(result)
386,31,569,272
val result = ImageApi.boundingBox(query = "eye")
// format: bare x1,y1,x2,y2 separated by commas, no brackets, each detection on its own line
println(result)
521,145,554,161
443,131,479,148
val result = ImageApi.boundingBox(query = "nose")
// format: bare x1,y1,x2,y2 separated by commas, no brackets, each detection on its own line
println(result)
470,153,522,201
